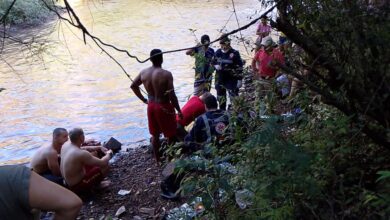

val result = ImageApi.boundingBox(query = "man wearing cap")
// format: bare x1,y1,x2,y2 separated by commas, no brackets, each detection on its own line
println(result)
251,36,285,98
214,36,244,110
251,36,285,80
186,34,215,96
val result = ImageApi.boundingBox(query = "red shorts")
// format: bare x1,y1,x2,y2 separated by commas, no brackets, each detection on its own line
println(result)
70,166,103,193
147,101,176,138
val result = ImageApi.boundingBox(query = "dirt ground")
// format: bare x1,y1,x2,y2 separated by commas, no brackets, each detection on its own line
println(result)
77,146,181,220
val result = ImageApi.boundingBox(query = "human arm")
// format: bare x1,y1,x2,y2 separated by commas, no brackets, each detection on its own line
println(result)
233,51,244,80
166,73,183,119
47,152,61,176
81,145,108,153
130,73,148,104
184,117,205,152
82,150,112,168
186,47,196,56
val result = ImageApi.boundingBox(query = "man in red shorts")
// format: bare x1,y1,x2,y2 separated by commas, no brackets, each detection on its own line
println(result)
131,49,183,164
60,128,113,194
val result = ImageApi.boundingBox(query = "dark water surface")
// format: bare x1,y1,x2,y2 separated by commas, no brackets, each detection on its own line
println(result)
0,0,262,164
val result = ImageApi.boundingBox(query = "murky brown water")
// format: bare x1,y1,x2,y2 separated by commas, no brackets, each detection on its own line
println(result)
0,0,262,164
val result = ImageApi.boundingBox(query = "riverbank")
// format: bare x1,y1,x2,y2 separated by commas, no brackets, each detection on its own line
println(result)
77,146,180,219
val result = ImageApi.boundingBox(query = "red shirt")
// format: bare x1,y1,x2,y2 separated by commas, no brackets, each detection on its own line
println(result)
177,96,206,127
254,48,285,78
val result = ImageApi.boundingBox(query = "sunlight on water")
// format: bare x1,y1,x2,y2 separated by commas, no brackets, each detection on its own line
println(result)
0,0,264,164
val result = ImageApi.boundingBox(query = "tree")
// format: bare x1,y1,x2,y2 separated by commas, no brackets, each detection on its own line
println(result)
263,0,389,148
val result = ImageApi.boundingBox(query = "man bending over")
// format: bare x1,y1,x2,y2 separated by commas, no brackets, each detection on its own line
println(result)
30,128,68,185
60,128,112,194
131,49,182,164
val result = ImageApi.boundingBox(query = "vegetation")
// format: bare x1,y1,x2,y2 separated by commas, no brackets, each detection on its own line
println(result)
170,1,389,219
0,0,54,25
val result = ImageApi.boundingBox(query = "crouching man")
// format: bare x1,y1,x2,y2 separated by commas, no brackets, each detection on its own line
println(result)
30,128,68,185
61,128,113,194
184,94,230,152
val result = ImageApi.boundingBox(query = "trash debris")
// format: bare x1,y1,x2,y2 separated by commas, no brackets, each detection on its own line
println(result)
117,189,131,196
192,197,205,215
235,189,254,209
165,203,197,220
218,162,237,174
139,207,155,216
104,137,122,153
115,206,126,217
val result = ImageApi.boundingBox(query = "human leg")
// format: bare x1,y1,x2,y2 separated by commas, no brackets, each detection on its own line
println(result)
216,83,227,110
151,135,161,164
29,171,82,220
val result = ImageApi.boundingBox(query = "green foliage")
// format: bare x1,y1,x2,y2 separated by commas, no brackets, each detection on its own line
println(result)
0,0,55,25
172,77,389,219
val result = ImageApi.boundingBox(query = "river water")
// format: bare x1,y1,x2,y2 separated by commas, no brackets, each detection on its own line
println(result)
0,0,263,164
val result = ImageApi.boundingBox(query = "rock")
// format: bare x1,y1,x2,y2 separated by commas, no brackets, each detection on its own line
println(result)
146,168,152,172
99,215,105,220
133,216,143,220
115,206,126,217
88,218,94,220
139,207,155,216
150,181,157,186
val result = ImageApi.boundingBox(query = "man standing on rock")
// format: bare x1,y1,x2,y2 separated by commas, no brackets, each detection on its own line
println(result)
131,49,183,164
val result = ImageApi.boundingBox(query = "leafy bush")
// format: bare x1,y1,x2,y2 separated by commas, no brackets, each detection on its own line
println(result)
0,0,55,25
174,86,389,219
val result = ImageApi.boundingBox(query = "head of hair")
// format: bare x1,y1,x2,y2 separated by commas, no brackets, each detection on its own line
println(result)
204,94,218,109
199,92,212,102
260,15,267,20
201,35,210,44
69,128,84,143
53,128,67,138
150,49,163,66
219,34,231,45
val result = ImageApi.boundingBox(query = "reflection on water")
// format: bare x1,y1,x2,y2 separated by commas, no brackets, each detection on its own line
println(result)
0,0,262,164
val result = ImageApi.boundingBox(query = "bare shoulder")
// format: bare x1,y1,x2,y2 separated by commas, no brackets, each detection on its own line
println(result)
46,147,58,157
162,69,173,78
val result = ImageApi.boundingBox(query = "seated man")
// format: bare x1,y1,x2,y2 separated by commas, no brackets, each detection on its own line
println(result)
0,165,82,220
61,128,113,194
30,128,68,185
184,94,230,152
176,92,212,140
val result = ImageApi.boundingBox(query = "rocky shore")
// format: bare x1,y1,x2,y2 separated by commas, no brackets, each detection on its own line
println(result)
77,146,180,220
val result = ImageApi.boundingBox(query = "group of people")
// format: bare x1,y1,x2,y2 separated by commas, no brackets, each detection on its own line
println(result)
0,15,294,218
131,16,293,164
130,34,243,163
0,128,113,219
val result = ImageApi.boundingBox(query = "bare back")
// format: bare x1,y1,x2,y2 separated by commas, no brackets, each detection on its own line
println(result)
140,66,173,103
60,142,109,186
30,145,58,174
60,143,88,186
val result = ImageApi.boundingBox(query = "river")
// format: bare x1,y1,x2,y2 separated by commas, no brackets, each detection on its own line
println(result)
0,0,263,164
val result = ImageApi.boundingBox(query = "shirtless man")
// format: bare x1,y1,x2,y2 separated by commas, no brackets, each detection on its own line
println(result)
131,49,183,164
60,128,112,194
30,128,68,185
